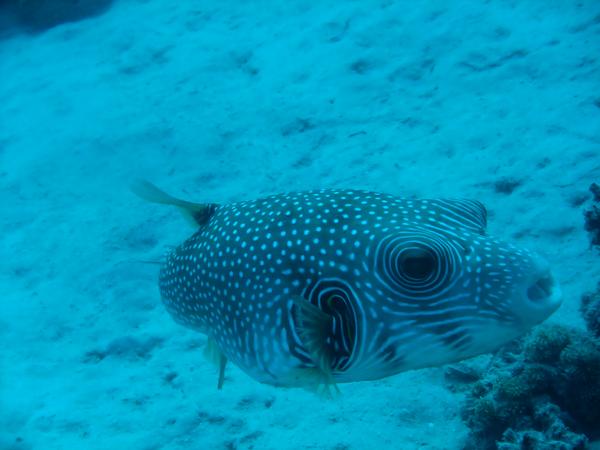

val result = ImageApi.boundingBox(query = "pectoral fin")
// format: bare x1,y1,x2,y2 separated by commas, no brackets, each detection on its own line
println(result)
291,296,338,391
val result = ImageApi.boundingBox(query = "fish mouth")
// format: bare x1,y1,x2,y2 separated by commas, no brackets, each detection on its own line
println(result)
519,270,562,325
527,274,556,302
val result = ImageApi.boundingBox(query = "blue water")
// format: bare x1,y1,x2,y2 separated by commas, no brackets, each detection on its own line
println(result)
1,1,599,449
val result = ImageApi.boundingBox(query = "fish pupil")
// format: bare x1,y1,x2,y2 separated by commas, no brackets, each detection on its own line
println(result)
400,250,436,279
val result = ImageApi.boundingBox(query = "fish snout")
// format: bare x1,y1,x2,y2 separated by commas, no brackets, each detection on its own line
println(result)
517,263,562,326
526,273,557,303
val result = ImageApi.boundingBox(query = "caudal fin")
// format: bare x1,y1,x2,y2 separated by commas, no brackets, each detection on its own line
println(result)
131,179,218,227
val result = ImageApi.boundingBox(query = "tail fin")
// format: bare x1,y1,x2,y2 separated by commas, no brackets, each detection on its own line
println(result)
131,180,218,227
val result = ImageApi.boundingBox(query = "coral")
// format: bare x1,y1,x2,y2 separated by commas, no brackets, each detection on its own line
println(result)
523,325,572,364
557,337,600,433
514,366,554,396
495,374,532,411
590,183,600,202
461,321,600,449
497,410,588,450
0,0,114,33
462,374,532,449
581,282,600,338
583,182,600,247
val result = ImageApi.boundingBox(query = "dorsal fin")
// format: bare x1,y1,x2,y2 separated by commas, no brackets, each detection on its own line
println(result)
131,180,217,227
435,199,487,235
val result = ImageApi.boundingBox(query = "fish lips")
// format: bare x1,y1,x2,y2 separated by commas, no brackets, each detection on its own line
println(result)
516,268,563,327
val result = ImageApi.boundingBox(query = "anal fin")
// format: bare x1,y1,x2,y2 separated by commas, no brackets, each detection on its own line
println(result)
203,336,228,390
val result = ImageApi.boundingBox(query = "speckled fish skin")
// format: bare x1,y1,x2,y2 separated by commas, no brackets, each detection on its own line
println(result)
158,189,562,386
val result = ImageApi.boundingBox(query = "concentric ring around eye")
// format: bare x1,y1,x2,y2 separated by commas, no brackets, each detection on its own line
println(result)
374,231,460,298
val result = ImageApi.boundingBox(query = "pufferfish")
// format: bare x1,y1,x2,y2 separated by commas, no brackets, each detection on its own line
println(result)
134,181,561,390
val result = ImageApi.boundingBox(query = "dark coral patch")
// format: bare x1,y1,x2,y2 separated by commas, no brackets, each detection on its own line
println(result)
1,0,114,34
459,310,600,449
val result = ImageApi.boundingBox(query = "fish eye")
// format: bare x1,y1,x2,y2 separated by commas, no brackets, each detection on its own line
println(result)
399,249,436,280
